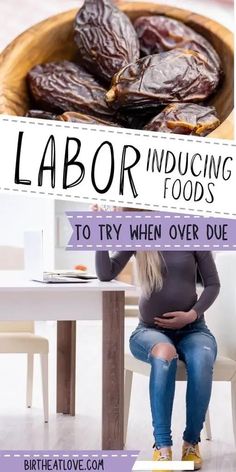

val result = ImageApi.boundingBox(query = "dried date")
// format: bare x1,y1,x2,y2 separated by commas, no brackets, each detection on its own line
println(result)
106,49,220,110
74,0,140,82
28,61,115,120
117,108,164,129
26,110,58,120
59,110,155,130
144,103,220,136
58,111,119,127
134,15,221,72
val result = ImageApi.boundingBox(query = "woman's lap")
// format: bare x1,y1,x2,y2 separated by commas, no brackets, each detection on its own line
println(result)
177,330,217,363
129,319,217,364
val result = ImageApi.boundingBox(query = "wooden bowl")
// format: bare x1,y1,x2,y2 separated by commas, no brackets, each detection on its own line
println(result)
0,3,234,139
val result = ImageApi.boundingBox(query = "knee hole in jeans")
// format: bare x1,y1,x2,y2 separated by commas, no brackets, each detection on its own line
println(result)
150,343,177,362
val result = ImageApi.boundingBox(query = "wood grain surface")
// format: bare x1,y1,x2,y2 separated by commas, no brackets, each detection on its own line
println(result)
102,291,125,449
57,320,76,416
0,3,234,138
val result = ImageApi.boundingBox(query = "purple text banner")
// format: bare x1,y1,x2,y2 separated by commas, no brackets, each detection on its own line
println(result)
66,212,236,251
0,450,138,472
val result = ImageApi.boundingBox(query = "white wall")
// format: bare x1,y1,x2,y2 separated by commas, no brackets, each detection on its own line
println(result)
0,195,96,272
55,200,95,272
0,194,55,267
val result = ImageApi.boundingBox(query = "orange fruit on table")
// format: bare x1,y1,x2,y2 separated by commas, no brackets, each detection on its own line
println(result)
74,264,87,271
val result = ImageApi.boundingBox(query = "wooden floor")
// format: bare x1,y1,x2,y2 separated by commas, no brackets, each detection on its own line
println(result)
0,320,235,471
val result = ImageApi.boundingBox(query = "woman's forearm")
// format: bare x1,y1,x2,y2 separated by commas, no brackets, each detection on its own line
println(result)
193,251,221,318
192,283,220,318
95,251,114,281
95,250,134,281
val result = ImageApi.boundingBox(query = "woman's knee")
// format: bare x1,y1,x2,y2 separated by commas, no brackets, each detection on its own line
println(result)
150,343,177,361
185,345,216,373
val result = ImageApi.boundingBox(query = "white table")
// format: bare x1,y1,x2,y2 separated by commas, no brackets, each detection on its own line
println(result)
0,271,133,449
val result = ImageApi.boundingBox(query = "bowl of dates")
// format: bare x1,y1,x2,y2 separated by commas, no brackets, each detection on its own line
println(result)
0,1,233,138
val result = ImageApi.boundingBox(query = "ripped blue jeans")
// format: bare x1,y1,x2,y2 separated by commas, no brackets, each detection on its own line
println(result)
129,317,217,448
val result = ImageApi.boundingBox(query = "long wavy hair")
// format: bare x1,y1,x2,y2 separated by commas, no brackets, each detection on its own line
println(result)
121,207,163,297
135,251,163,297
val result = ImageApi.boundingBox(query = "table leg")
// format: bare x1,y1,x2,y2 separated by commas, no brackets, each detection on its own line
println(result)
102,291,125,449
56,321,76,415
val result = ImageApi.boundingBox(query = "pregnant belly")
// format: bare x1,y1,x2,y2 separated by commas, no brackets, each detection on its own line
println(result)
139,289,197,325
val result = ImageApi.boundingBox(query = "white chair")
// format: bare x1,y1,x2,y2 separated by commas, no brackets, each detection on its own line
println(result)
0,245,49,422
205,252,236,444
0,246,24,270
124,252,236,446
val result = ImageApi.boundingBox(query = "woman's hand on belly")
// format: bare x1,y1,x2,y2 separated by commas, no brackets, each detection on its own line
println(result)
154,309,197,329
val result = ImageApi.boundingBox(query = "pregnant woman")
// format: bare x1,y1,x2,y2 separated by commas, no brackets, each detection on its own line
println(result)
96,250,220,470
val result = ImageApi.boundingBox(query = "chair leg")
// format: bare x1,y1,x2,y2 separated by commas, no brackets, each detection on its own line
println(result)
231,377,236,447
40,353,49,423
204,409,212,441
124,369,133,446
26,353,34,408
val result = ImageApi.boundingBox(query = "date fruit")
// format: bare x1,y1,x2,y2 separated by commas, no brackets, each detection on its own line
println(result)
28,60,115,120
26,110,58,120
58,111,119,127
106,49,220,110
74,0,140,82
134,15,221,72
118,108,164,129
144,103,220,136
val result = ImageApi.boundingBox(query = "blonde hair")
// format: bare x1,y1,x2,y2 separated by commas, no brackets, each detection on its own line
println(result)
135,252,163,298
121,207,163,297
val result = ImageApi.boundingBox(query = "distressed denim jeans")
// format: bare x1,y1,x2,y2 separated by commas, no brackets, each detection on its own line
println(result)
129,318,217,448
